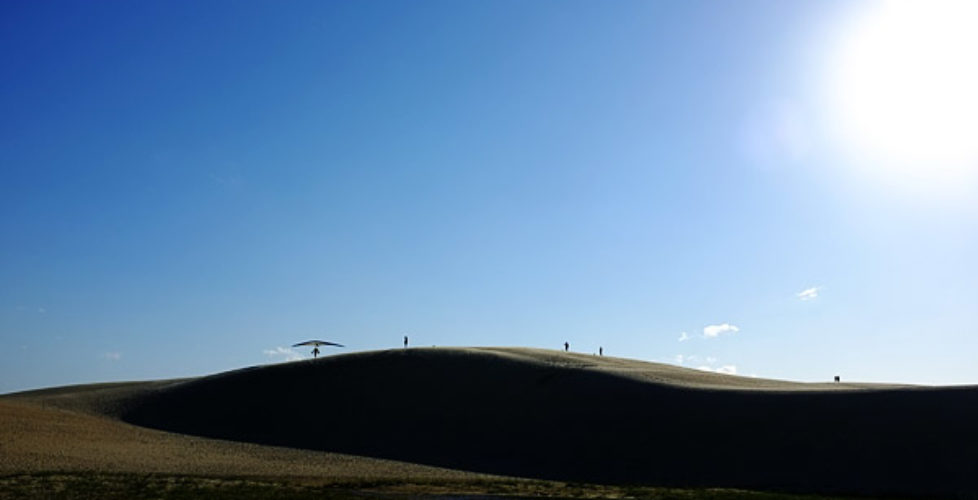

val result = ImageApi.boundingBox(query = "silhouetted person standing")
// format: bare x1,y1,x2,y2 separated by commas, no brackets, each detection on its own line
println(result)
404,335,408,348
564,342,569,352
312,346,320,358
599,347,603,356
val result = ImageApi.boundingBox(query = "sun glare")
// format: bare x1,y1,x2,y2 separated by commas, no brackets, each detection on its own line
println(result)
828,0,978,190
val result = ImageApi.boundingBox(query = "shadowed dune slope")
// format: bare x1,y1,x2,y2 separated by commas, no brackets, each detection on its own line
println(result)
113,348,978,498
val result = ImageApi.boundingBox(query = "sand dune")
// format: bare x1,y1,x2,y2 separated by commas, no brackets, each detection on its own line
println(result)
5,347,978,498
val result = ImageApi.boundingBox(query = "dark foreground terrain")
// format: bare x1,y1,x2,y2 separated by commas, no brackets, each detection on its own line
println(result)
4,347,977,499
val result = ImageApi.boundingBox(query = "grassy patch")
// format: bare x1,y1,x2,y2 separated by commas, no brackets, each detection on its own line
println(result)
0,473,872,500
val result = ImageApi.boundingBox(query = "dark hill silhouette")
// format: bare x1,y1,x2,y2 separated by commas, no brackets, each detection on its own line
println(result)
119,347,978,498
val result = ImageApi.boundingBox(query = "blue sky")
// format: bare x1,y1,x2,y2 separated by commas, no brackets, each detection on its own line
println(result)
3,0,977,392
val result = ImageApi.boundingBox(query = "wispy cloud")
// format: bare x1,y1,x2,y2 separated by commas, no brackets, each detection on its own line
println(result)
103,352,121,361
797,286,821,301
210,173,244,188
678,331,690,342
673,354,706,366
739,99,811,169
703,323,739,338
14,305,47,313
263,346,303,362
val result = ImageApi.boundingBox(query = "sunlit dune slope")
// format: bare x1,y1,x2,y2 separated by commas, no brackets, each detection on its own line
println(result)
0,400,487,482
107,347,978,498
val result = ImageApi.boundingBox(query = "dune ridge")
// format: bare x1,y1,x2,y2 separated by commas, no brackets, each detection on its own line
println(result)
110,347,978,498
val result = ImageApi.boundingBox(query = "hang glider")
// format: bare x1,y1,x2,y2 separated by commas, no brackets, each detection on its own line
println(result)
292,340,344,348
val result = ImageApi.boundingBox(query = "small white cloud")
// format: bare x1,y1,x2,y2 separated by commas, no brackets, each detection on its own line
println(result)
674,354,685,365
264,346,303,362
696,364,737,375
706,356,717,364
797,286,820,301
103,352,121,361
703,323,739,338
678,331,690,342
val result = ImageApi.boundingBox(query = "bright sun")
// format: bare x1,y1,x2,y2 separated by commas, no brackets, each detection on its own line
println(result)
829,0,978,189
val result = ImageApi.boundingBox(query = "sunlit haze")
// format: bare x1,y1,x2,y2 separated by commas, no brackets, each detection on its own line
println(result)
827,0,978,193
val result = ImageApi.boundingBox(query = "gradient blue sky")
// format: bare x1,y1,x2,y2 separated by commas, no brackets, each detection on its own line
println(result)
3,1,977,392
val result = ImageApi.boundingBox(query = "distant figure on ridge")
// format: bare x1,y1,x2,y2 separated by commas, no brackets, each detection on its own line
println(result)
835,375,840,383
599,347,603,356
564,342,569,352
404,335,409,348
312,346,320,358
